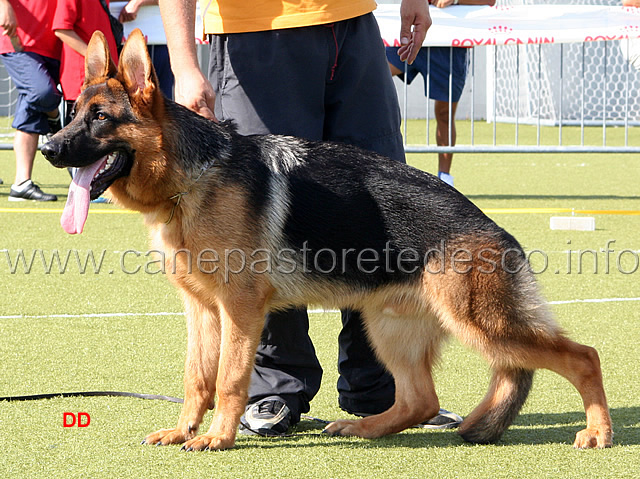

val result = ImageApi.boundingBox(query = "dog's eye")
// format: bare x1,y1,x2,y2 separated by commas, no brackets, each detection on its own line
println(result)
96,112,108,121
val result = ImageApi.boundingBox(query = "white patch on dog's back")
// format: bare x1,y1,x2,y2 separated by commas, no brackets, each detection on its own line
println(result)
259,136,306,174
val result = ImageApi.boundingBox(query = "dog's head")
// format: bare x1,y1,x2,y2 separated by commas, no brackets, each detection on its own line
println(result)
42,29,165,234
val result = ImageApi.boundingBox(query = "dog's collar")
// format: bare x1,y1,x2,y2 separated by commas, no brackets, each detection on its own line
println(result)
165,160,217,225
166,191,187,225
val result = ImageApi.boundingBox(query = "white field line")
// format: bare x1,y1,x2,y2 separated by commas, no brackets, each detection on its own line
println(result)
1,297,639,320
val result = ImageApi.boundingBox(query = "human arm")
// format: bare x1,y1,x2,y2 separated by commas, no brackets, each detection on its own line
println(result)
431,0,496,8
0,0,18,38
119,0,158,23
158,0,216,120
54,29,88,56
398,0,432,65
622,0,640,6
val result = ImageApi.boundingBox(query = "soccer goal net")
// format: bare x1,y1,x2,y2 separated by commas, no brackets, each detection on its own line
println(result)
491,0,640,126
0,62,17,144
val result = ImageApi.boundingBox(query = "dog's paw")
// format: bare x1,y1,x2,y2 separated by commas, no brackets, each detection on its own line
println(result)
573,426,613,449
142,428,195,446
181,434,235,451
322,419,364,437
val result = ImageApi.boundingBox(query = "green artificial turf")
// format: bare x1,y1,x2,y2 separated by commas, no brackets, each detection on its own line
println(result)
0,121,639,478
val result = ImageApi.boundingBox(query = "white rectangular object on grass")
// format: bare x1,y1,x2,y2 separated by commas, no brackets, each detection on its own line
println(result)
550,216,596,231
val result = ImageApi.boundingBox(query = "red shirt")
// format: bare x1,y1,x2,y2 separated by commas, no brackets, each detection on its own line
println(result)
0,0,61,59
52,0,118,100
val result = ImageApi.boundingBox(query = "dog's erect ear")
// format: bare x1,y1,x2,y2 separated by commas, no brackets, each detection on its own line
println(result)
117,29,158,105
84,31,117,87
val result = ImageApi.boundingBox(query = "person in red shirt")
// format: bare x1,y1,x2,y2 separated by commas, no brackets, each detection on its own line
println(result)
0,0,62,201
52,0,118,125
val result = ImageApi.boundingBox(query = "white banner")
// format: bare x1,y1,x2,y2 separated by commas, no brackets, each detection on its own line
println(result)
109,1,204,45
109,2,640,47
375,4,640,47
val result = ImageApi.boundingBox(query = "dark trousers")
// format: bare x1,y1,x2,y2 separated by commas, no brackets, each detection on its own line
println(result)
207,13,403,421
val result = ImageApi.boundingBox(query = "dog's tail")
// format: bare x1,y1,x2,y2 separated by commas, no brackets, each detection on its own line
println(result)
457,367,534,444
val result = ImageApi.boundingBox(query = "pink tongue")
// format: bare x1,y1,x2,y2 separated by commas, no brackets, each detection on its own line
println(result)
61,159,108,234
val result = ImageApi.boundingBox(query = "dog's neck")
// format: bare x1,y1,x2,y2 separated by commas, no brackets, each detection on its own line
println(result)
165,159,218,225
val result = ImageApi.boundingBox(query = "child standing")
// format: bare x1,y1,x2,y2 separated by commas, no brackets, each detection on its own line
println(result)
53,0,119,125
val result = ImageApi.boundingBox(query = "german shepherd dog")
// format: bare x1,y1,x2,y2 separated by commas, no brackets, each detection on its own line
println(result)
42,30,612,451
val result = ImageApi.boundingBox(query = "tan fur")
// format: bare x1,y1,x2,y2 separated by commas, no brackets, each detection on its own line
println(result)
75,31,612,450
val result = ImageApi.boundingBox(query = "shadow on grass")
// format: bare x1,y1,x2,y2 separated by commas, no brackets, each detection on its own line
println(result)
232,406,639,450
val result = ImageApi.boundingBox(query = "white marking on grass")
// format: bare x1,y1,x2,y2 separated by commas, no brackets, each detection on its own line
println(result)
0,312,185,320
547,297,640,305
1,298,640,320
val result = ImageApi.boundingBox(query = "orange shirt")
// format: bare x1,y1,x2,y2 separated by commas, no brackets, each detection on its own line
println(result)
200,0,377,34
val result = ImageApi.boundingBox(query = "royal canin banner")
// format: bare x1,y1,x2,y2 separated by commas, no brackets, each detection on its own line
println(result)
111,2,640,46
375,4,640,47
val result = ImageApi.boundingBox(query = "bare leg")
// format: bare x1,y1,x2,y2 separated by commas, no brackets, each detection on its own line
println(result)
434,100,458,175
13,130,39,185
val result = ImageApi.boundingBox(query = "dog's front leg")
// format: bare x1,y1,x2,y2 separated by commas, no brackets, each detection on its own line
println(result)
181,296,266,451
143,296,221,446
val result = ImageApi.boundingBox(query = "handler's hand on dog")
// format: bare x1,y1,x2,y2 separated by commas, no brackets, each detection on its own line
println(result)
398,0,432,65
174,71,218,122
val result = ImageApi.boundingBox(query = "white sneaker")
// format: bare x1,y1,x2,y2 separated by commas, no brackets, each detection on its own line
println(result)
438,171,454,187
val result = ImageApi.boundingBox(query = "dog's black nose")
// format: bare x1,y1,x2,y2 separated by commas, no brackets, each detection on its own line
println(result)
41,140,60,162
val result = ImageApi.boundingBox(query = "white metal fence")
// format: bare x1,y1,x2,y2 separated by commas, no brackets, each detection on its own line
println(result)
395,0,640,154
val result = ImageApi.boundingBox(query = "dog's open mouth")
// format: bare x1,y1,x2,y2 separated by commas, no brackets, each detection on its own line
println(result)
89,151,131,199
61,151,132,235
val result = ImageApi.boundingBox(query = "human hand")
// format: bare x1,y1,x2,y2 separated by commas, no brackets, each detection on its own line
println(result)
174,70,217,121
0,0,18,38
119,0,143,23
398,0,432,65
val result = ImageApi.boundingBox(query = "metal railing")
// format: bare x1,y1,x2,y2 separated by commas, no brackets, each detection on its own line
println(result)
399,39,640,154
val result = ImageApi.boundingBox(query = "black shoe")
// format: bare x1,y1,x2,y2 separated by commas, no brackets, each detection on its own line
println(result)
239,396,292,436
9,180,57,202
415,408,463,430
46,114,62,140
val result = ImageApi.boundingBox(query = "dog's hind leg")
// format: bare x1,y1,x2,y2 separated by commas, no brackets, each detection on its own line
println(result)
143,296,221,446
431,247,612,448
324,305,445,438
515,337,612,449
458,337,612,448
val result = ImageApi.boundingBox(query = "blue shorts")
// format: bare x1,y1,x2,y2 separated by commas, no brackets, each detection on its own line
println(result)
386,46,469,103
0,52,61,134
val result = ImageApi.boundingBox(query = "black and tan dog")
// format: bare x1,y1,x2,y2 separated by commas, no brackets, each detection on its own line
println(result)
42,30,612,451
